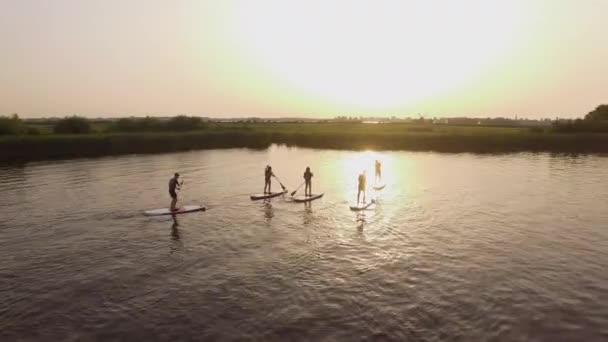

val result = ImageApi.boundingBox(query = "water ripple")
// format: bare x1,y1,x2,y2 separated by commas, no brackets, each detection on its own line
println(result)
1,148,607,341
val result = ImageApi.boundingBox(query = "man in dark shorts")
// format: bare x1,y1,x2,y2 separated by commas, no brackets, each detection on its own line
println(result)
357,171,367,204
169,172,181,211
304,167,313,196
264,165,274,194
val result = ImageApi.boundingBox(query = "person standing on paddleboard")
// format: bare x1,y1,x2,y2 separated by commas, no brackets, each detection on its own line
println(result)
304,167,314,197
357,171,367,204
169,172,181,211
375,160,382,183
264,165,274,194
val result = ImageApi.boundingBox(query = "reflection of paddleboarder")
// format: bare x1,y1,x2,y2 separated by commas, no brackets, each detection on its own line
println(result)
171,217,180,241
357,171,367,204
169,172,181,211
169,216,184,255
375,160,382,183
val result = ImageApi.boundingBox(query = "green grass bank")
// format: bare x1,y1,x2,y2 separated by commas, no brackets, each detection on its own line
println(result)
1,123,607,162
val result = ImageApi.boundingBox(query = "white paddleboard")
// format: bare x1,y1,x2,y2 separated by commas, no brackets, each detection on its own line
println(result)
144,204,206,216
250,190,287,201
349,200,375,211
292,193,324,203
373,184,386,191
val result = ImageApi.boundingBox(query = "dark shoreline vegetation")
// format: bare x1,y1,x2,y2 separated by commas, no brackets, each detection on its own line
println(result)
1,124,608,162
1,107,607,162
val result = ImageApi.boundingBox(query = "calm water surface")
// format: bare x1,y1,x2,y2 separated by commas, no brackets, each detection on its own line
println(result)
1,146,607,341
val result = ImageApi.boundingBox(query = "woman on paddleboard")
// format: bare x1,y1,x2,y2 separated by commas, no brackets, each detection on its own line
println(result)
264,165,274,194
375,160,382,183
357,171,367,204
304,167,314,197
169,172,181,211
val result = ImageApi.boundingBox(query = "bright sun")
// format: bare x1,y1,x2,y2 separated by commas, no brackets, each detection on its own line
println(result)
229,0,527,109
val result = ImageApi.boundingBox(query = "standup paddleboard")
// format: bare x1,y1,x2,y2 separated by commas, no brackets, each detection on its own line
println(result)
373,184,386,191
349,200,375,211
250,190,287,201
292,193,324,203
144,204,206,216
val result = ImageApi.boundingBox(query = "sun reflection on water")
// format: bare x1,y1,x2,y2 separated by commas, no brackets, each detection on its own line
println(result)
337,150,397,191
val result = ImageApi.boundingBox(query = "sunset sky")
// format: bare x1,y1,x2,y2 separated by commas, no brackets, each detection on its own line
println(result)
1,0,606,118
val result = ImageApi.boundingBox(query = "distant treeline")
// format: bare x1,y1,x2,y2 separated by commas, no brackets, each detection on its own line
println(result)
107,116,207,132
0,115,207,135
0,114,40,135
2,104,608,136
551,105,608,133
332,115,554,128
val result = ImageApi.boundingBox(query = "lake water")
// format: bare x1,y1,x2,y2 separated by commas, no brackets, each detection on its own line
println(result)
1,146,607,341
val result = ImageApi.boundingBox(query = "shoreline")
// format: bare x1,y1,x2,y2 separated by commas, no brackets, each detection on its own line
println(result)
2,126,608,162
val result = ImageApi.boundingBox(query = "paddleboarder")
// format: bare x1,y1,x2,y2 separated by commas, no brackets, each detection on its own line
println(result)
375,160,382,183
357,171,367,204
304,167,314,196
169,172,181,211
264,165,274,194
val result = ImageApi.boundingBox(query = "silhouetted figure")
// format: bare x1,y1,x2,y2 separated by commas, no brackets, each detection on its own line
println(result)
357,171,367,204
304,166,314,196
264,165,274,194
375,160,382,183
168,172,181,211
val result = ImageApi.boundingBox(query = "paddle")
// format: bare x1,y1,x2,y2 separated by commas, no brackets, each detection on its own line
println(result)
272,175,288,192
291,182,305,196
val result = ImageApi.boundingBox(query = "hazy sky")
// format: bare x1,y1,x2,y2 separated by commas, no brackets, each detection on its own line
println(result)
1,0,607,118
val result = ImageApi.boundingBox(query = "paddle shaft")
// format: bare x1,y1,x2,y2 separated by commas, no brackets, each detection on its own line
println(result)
291,182,305,196
272,175,287,191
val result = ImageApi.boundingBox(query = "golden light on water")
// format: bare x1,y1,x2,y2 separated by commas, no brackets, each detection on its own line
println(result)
230,0,528,109
338,150,396,190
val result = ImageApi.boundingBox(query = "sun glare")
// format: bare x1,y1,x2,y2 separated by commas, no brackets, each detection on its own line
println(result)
339,150,393,186
230,0,527,109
